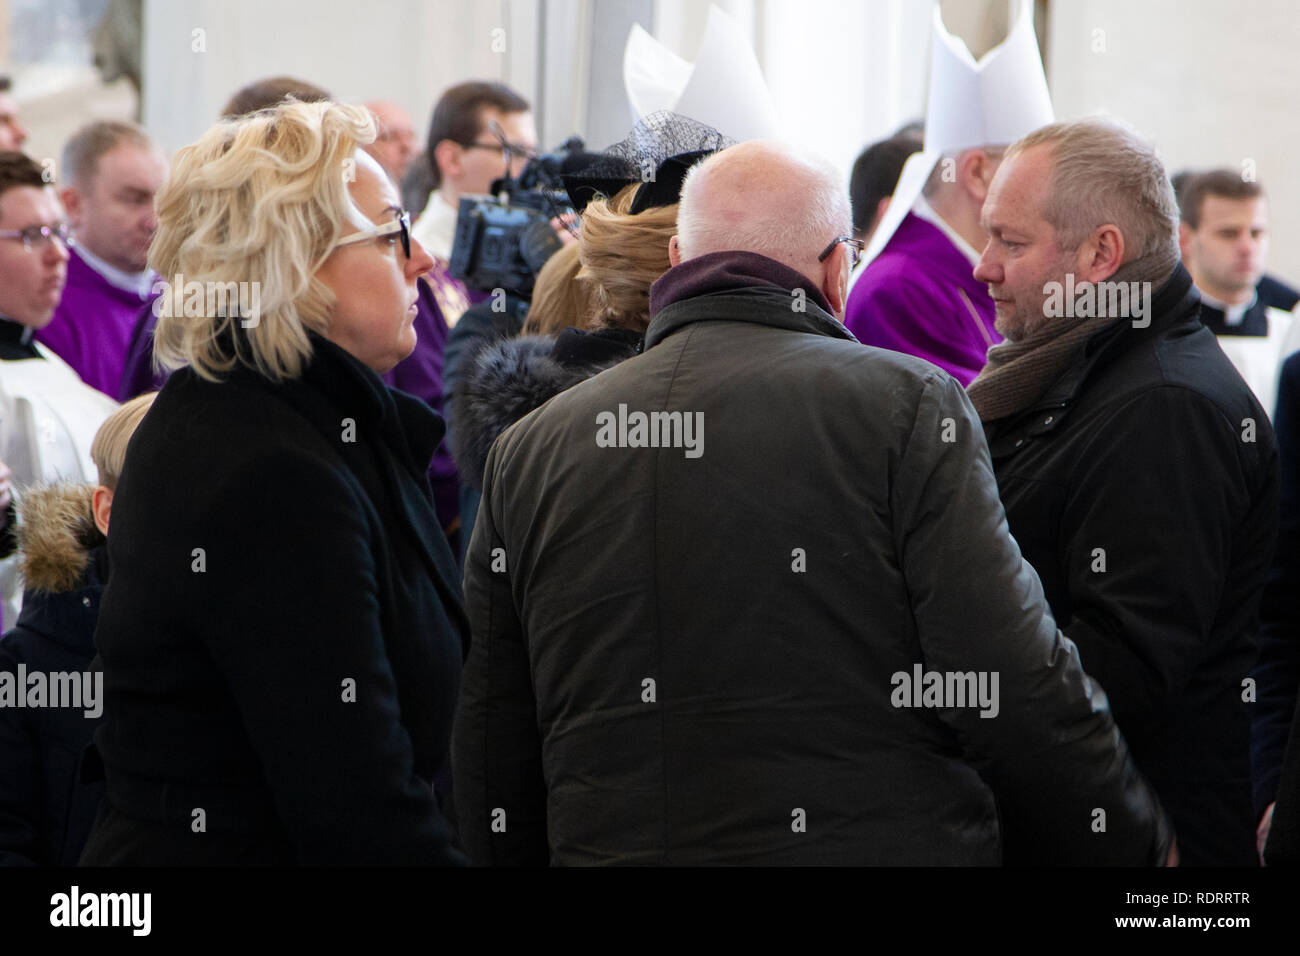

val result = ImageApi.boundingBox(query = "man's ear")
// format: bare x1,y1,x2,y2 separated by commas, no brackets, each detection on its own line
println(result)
1177,221,1193,262
92,485,113,536
668,235,682,268
432,139,461,183
59,185,83,228
821,246,849,318
1078,223,1125,283
868,196,891,238
958,149,1000,204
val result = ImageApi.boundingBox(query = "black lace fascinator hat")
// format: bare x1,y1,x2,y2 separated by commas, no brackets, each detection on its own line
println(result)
561,111,735,215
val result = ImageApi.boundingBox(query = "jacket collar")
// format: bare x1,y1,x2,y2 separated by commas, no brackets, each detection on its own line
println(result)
984,263,1199,453
271,331,468,644
225,329,445,483
646,251,855,349
1025,262,1198,411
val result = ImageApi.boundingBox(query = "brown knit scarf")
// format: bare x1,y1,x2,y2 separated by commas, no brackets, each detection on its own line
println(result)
967,251,1177,422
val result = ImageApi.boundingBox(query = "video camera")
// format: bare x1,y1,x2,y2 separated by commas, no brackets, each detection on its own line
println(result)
448,129,584,297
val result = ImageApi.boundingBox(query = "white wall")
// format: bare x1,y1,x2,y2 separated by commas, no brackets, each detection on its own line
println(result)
141,0,542,153
1047,0,1300,282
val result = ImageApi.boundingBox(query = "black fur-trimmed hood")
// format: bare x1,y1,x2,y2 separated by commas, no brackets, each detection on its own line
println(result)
452,331,640,492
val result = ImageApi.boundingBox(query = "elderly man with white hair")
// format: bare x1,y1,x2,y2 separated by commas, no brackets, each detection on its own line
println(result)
453,140,1172,866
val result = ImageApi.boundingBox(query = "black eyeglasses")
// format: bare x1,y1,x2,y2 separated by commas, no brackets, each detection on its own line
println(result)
333,209,411,259
818,235,865,270
0,221,72,253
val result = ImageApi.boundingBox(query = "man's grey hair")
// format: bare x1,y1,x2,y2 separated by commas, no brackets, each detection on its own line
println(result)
61,119,155,188
675,143,852,270
1010,119,1179,283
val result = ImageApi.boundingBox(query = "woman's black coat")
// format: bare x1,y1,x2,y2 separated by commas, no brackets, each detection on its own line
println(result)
81,332,468,865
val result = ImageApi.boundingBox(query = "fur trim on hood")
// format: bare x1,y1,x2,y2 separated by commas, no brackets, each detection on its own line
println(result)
16,483,104,594
452,334,631,492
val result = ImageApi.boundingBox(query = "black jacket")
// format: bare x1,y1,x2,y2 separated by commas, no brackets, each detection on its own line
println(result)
440,296,527,564
983,264,1279,866
1253,352,1300,817
1257,353,1300,863
81,332,468,865
450,325,641,559
0,485,106,866
452,326,643,494
1257,274,1300,313
453,250,1171,866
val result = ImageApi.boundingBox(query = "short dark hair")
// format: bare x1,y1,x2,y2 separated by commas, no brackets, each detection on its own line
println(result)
850,134,922,238
401,150,435,217
0,76,11,93
221,76,332,118
425,81,529,190
1178,168,1264,229
0,151,51,218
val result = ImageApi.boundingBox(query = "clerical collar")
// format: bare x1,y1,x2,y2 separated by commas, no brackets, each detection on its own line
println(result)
912,197,981,267
0,315,35,344
74,243,156,299
411,188,460,263
0,315,40,359
1198,288,1257,327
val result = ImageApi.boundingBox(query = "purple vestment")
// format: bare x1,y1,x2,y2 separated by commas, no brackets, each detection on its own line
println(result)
844,212,999,386
118,302,166,401
37,249,156,398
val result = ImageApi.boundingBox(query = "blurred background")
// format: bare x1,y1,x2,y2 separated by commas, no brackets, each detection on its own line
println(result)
2,0,1296,272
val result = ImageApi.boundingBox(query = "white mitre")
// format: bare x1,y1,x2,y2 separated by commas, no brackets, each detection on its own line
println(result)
623,5,781,142
860,0,1054,267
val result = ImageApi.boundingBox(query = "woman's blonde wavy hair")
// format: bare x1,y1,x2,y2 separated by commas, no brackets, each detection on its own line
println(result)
150,99,376,381
577,184,677,333
521,243,597,335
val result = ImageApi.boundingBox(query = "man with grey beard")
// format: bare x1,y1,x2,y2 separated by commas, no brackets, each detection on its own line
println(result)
972,119,1278,866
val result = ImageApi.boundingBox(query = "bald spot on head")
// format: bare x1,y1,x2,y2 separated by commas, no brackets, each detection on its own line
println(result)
365,100,411,129
677,140,850,274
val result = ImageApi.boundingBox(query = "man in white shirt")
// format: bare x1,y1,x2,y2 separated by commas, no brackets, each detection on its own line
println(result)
1178,169,1298,416
413,81,536,290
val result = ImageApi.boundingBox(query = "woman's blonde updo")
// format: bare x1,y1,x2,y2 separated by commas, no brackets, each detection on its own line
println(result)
576,183,677,333
150,99,376,382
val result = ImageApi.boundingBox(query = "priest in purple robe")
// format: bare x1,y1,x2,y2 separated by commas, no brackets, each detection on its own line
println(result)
844,0,1053,386
845,197,1000,386
37,121,165,398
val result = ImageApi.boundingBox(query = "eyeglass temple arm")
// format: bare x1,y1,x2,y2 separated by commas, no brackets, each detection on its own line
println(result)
487,119,513,168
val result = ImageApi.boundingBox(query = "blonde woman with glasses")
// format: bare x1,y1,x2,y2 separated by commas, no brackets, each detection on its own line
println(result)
80,101,467,865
